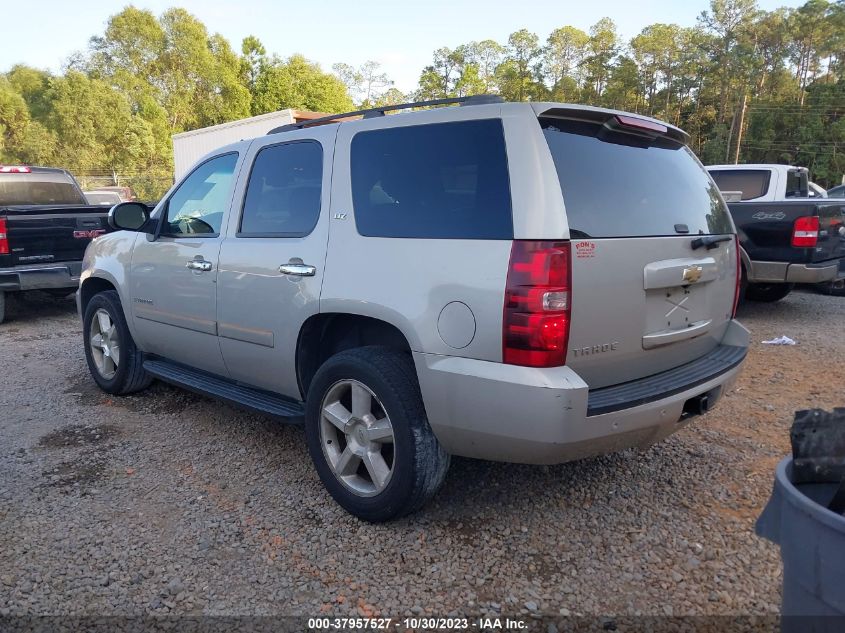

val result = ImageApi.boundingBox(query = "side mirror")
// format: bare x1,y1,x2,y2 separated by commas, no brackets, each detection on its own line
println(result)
109,202,150,232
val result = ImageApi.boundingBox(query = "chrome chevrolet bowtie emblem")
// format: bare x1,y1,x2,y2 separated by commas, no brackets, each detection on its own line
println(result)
682,265,703,284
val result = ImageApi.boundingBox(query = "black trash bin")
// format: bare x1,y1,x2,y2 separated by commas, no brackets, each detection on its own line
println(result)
756,456,845,631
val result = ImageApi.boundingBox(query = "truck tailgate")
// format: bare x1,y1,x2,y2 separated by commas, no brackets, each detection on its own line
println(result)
728,200,845,264
1,205,110,266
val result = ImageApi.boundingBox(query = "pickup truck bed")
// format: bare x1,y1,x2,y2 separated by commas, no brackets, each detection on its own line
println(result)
730,199,845,295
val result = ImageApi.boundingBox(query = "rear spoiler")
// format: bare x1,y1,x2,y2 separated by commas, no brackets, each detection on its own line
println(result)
537,106,689,145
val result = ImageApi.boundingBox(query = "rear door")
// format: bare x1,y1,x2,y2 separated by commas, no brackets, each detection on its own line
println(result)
540,114,738,388
216,127,335,399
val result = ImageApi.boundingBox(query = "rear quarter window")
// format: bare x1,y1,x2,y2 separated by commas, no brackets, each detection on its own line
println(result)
542,118,733,238
350,119,513,239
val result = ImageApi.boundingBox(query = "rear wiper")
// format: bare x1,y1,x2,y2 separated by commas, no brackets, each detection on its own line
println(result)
691,235,732,250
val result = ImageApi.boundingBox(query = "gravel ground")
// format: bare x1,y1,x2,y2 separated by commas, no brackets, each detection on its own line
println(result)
0,289,843,620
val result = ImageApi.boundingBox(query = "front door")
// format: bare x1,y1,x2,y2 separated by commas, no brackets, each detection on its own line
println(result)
129,152,243,376
216,128,336,399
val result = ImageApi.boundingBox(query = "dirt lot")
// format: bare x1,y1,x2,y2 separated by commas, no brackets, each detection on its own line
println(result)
0,290,843,619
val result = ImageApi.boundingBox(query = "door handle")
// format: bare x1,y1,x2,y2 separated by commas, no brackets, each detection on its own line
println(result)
186,259,213,272
279,262,316,277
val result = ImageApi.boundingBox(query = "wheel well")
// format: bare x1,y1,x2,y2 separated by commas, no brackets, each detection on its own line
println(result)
297,314,412,398
79,277,117,315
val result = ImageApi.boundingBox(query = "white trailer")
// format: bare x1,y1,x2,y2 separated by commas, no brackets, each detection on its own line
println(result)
171,109,325,180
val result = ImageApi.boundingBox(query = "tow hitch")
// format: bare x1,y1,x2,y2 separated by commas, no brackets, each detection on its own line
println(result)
681,387,722,419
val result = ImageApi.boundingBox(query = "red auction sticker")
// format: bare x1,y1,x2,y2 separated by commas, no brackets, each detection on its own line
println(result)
574,240,596,259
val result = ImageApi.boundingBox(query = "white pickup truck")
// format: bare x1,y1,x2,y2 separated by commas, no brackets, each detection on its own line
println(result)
706,164,812,202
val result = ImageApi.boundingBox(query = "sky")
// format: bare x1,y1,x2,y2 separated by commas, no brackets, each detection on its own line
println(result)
3,0,805,93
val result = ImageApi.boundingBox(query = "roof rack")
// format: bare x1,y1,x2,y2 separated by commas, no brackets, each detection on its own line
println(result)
269,94,504,134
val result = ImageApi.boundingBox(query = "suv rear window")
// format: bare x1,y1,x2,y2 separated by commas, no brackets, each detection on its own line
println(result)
0,173,86,206
350,119,512,239
541,118,732,238
708,169,770,201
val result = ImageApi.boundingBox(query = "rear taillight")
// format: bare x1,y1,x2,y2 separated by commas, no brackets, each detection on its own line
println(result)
732,236,741,318
792,216,819,247
0,219,8,255
0,165,31,173
503,241,571,367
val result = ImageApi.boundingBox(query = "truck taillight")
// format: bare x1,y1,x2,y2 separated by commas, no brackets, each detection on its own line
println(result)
792,216,819,247
732,236,741,318
503,241,571,367
0,218,8,255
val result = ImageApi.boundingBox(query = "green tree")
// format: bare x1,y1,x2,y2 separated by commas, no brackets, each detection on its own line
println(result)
0,79,31,160
46,72,157,174
241,35,267,98
585,18,619,98
463,40,505,93
6,65,52,120
543,26,590,99
416,47,465,99
503,29,542,101
252,55,353,114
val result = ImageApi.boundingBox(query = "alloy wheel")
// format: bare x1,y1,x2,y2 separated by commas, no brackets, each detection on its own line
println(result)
319,379,395,497
89,308,120,380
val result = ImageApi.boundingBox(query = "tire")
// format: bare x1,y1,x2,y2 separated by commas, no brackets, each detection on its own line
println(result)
745,282,794,303
815,281,845,297
305,346,450,522
0,291,5,324
83,290,152,394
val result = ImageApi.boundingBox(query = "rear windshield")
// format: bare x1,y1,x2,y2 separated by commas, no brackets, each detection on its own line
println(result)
0,173,86,206
541,118,732,238
708,169,770,200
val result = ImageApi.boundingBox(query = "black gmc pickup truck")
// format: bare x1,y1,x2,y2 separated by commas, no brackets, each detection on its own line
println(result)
0,166,112,323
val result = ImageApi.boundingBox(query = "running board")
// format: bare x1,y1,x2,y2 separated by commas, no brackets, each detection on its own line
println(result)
143,359,305,421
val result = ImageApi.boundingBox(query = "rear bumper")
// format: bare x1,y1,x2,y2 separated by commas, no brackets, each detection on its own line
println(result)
414,320,750,465
748,259,839,284
0,262,82,292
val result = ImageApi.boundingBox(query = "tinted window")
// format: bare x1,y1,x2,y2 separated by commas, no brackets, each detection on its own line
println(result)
240,142,323,236
784,169,808,198
0,173,86,205
351,119,512,239
164,153,238,236
542,118,733,238
708,169,770,201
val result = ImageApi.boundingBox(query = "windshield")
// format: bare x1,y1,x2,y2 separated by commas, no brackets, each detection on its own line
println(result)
0,172,86,206
541,118,733,238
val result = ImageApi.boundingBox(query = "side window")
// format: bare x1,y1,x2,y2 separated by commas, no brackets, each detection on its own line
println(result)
239,141,323,236
163,153,239,236
708,169,770,201
350,119,513,239
784,170,807,198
